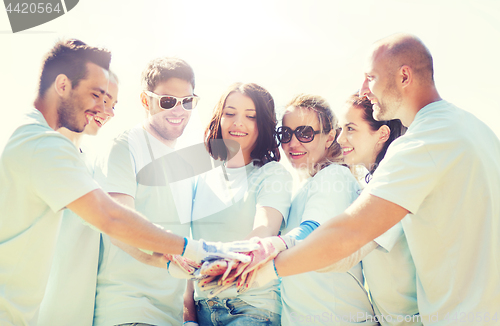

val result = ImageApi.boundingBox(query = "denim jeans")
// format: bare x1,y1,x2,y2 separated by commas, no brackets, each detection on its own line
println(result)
196,297,280,326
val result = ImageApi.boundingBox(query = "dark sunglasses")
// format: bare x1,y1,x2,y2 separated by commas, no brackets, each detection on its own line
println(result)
144,91,200,111
276,125,321,144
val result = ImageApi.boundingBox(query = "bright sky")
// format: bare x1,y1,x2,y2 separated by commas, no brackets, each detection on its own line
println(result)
1,0,500,153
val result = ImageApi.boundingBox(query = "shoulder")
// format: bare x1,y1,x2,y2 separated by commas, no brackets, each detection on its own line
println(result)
314,163,355,183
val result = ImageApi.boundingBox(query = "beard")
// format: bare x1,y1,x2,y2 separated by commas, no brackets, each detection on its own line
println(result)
58,92,86,133
373,79,403,121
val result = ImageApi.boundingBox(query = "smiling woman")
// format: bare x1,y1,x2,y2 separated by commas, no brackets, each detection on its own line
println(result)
187,82,292,326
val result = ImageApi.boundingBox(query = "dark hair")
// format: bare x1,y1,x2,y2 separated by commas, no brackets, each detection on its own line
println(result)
141,57,195,92
38,39,111,98
347,93,406,181
205,82,280,167
284,94,343,176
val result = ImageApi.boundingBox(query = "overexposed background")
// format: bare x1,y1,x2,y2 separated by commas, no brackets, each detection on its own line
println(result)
1,0,499,154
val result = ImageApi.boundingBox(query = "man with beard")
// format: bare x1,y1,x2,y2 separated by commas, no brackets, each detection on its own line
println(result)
92,57,201,326
0,40,254,326
247,33,500,325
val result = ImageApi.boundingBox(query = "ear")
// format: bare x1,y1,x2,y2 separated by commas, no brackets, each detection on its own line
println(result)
400,65,412,88
325,128,336,149
53,74,71,97
140,92,150,113
378,125,391,143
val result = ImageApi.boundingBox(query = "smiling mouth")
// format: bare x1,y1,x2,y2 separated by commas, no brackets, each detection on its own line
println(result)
93,116,106,127
85,113,94,125
229,131,248,137
342,147,354,154
290,151,306,157
167,118,183,124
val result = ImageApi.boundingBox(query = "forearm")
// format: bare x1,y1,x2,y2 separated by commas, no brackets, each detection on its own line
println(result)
275,192,408,276
274,212,365,276
316,240,377,273
110,237,167,268
68,189,186,255
183,281,197,323
246,206,283,239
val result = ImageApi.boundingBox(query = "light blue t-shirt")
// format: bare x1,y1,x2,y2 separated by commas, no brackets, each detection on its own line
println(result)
37,150,102,326
191,161,292,315
363,222,419,326
93,126,195,326
280,164,378,326
366,100,500,324
0,109,99,326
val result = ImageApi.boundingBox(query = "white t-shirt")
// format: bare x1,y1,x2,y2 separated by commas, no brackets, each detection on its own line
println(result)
0,109,99,326
365,100,500,324
280,164,379,326
92,126,195,326
191,161,292,315
37,150,102,326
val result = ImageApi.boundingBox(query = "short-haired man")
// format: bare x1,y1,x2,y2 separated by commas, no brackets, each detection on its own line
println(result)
0,40,251,326
92,57,200,326
37,71,118,326
266,34,500,324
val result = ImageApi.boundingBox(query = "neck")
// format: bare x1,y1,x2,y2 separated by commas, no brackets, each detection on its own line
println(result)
401,86,441,127
58,127,84,148
143,122,176,148
35,96,60,130
226,149,250,168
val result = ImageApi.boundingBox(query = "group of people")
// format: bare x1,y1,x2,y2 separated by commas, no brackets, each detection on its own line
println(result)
0,33,499,326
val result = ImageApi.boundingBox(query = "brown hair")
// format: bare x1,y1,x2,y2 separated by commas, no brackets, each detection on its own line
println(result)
205,82,280,167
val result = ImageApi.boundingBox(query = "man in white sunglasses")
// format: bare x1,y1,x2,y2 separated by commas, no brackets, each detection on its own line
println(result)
92,57,202,326
0,42,254,326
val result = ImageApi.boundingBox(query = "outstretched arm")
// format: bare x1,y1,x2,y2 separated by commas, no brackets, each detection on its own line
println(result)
275,192,408,276
67,189,185,255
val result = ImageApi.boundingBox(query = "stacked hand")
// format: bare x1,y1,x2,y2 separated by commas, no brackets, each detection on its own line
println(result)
169,236,288,297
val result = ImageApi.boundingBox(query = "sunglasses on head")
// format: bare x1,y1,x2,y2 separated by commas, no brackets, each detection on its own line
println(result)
144,91,199,111
276,125,321,144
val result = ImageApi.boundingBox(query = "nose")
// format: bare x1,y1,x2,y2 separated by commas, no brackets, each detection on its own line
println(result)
104,101,115,118
288,133,301,147
233,116,243,127
95,95,105,114
170,101,185,115
359,78,370,98
337,128,347,145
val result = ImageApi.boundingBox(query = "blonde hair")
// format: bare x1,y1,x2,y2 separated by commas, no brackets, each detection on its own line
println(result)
284,94,343,176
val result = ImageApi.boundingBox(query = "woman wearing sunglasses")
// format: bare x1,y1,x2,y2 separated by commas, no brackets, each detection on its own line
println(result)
277,94,379,325
186,82,292,326
337,94,419,325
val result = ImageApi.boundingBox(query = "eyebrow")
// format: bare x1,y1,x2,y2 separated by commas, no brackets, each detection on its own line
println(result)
93,87,106,95
224,106,255,111
345,122,357,127
105,92,114,100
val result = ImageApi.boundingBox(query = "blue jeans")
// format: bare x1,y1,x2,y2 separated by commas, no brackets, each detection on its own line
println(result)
196,297,280,326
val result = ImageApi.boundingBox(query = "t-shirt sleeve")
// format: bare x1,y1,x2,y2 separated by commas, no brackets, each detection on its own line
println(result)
301,165,359,225
30,136,99,212
94,133,137,197
255,162,293,226
373,221,404,252
364,137,439,215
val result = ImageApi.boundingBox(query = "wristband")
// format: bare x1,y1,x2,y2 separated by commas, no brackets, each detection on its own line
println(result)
273,260,279,278
182,237,188,256
277,235,288,249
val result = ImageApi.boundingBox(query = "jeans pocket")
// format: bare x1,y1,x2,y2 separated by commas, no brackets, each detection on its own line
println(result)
226,298,272,322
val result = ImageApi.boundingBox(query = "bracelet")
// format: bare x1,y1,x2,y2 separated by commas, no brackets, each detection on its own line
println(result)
182,237,188,256
273,260,279,278
277,235,288,249
183,322,198,326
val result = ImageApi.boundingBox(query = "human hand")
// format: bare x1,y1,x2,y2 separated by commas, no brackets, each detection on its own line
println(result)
237,259,279,293
182,238,259,264
165,254,202,279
